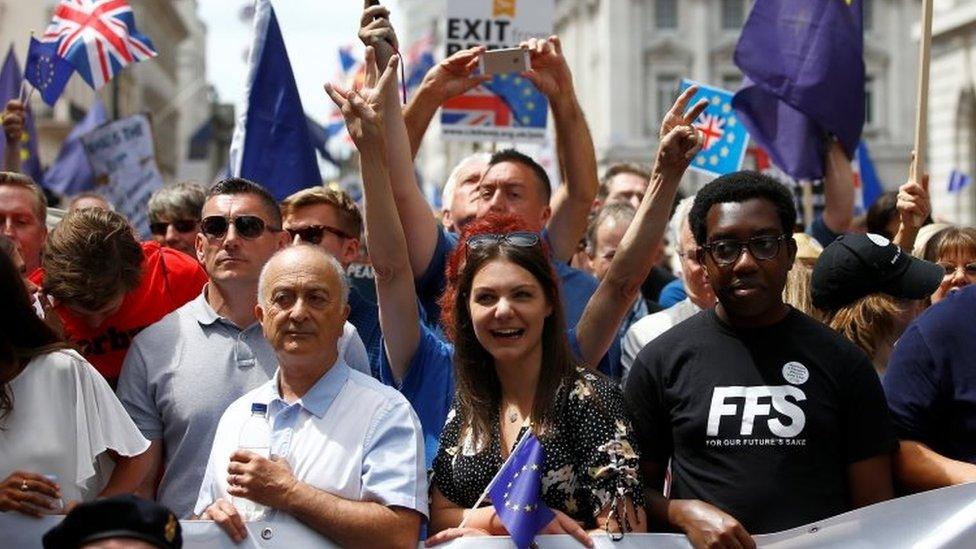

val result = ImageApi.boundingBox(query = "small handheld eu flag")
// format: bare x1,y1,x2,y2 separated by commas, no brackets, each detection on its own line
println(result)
484,432,554,549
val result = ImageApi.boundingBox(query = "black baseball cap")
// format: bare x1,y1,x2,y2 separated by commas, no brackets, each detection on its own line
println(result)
811,233,943,310
43,495,181,549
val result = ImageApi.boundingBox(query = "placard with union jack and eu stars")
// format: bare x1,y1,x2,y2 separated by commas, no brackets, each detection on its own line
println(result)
441,0,554,143
679,79,750,178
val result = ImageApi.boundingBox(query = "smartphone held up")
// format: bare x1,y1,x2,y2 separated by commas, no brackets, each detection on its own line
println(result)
478,48,530,77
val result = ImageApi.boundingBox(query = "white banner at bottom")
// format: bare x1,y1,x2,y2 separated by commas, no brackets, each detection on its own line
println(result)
2,483,975,547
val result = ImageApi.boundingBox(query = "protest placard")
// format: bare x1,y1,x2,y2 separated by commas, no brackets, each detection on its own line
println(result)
680,79,750,178
441,0,554,143
81,113,165,237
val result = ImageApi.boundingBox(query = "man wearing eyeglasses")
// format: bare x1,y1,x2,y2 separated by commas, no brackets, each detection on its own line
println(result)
624,171,895,548
117,178,370,518
147,182,207,259
280,187,384,377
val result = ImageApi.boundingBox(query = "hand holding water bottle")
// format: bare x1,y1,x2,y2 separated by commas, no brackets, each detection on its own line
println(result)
226,449,299,512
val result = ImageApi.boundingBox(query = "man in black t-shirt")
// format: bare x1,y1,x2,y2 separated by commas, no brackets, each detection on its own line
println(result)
624,172,895,547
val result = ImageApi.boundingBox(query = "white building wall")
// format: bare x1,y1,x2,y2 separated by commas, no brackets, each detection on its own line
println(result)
928,0,976,225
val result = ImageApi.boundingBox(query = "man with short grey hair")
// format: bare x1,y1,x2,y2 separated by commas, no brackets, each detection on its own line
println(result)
439,152,490,233
147,182,207,258
118,178,369,518
196,245,426,546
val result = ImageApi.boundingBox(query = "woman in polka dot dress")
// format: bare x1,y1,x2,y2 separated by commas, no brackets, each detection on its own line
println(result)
426,215,646,546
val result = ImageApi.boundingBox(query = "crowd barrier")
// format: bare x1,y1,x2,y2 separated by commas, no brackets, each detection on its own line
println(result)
2,483,974,548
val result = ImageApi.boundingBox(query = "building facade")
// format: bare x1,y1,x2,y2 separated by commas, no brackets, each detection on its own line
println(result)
927,0,976,225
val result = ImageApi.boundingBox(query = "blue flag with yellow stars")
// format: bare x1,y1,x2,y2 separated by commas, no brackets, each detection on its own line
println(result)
679,79,750,178
25,37,74,107
488,433,554,549
0,45,43,183
732,0,864,180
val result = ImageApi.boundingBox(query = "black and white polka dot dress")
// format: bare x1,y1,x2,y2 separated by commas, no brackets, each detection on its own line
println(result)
431,368,644,528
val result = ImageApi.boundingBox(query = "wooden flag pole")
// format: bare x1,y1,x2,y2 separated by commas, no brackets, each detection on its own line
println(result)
911,0,934,227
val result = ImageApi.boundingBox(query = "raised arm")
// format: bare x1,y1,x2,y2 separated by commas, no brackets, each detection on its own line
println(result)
403,46,488,158
821,139,855,235
574,87,706,367
2,99,25,173
521,36,599,261
326,51,419,382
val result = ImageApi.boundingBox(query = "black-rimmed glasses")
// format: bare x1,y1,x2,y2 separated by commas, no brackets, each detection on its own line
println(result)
286,225,354,245
700,234,788,266
466,231,541,249
200,215,278,240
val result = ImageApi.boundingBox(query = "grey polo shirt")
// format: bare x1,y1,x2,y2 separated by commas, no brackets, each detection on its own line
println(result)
117,290,370,518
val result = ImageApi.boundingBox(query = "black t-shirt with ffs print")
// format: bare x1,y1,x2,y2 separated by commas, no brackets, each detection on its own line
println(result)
624,307,896,534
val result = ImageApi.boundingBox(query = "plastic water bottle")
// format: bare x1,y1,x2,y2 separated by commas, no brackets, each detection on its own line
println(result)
43,474,64,515
235,403,271,521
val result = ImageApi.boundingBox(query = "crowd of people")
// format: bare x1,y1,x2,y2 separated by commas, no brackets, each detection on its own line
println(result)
2,6,976,549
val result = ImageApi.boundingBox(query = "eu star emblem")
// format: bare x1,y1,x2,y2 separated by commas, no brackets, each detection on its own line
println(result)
487,433,554,549
679,79,750,178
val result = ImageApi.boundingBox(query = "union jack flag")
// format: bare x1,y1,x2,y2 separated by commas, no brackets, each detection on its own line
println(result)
40,0,157,90
441,85,512,127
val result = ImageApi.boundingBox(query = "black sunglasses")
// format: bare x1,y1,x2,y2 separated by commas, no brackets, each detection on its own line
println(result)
286,225,354,245
466,231,541,249
149,219,198,236
200,215,278,240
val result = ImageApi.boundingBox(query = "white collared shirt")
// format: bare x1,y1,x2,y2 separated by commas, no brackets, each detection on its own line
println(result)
193,357,428,523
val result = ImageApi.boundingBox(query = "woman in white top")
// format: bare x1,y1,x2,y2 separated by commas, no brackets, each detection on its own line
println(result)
0,237,150,516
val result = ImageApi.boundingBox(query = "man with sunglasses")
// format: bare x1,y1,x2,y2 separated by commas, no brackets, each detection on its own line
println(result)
147,182,207,259
118,178,370,518
280,187,385,377
624,172,896,548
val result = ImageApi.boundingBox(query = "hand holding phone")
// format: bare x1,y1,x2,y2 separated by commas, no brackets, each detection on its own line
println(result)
479,48,530,77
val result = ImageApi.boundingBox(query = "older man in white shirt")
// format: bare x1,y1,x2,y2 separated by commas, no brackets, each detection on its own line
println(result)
196,245,426,547
621,197,716,381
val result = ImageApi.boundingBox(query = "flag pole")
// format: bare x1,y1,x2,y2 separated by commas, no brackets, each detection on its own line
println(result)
457,427,533,529
911,0,933,226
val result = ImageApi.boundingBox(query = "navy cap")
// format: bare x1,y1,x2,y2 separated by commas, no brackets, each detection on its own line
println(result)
811,233,944,310
43,495,181,549
810,233,945,311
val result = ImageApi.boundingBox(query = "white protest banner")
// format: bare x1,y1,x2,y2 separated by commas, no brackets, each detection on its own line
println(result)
4,483,976,547
441,0,553,143
81,113,165,237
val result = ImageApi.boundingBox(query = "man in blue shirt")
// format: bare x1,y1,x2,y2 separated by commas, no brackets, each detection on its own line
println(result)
884,285,976,491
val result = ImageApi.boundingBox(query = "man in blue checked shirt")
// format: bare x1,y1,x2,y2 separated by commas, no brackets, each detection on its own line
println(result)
195,245,427,546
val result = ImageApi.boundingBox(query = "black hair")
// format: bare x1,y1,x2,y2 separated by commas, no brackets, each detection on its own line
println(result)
1,248,66,422
865,191,898,238
488,149,552,202
208,177,282,227
689,171,797,245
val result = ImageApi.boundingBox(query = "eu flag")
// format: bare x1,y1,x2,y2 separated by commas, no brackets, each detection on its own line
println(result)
24,37,74,107
485,74,548,129
488,433,554,549
732,0,864,180
0,46,43,183
228,0,321,200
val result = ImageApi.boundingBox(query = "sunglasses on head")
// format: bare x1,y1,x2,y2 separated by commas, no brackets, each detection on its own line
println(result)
466,231,541,249
286,225,354,245
149,219,198,236
200,215,278,240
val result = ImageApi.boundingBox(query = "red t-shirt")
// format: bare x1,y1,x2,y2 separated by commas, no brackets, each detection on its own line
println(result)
31,242,208,386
